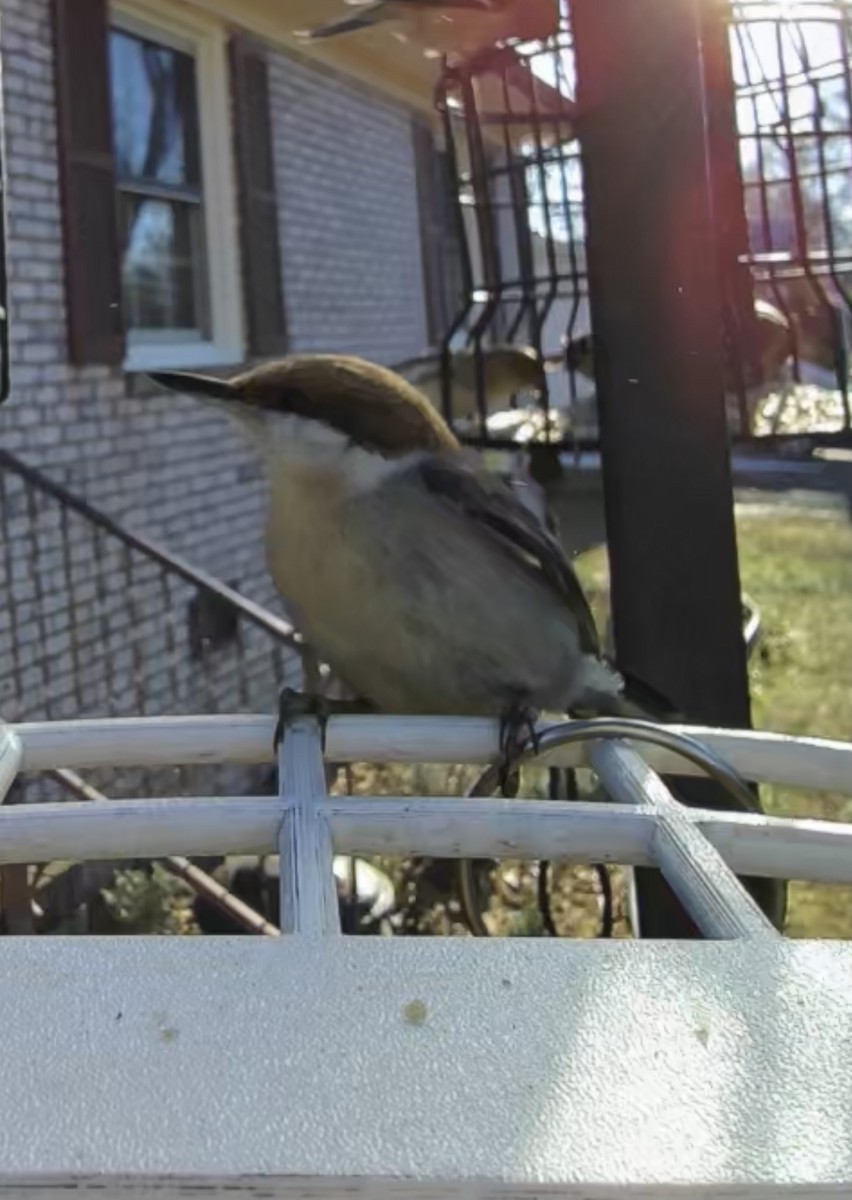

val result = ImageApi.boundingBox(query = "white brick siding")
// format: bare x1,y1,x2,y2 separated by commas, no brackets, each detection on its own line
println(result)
269,51,429,364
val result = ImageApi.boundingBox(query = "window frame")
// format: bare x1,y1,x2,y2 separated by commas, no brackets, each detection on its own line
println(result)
110,0,244,371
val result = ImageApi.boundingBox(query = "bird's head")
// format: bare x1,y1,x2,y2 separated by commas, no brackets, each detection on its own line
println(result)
558,332,596,379
753,298,794,382
147,354,462,460
456,343,548,405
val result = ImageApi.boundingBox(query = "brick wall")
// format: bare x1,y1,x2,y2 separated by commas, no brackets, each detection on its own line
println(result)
269,51,429,365
0,0,430,748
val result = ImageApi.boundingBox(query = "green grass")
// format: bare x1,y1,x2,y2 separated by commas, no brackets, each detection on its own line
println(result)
576,499,852,938
738,505,852,937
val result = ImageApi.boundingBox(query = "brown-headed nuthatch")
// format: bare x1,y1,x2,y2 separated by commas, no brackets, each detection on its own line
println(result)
392,342,548,424
148,354,669,768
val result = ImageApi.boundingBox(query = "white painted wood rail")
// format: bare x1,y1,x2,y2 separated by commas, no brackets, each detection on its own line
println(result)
1,711,852,1197
12,711,852,787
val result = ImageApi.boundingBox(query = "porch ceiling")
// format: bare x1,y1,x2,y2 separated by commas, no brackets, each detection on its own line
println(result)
184,0,444,113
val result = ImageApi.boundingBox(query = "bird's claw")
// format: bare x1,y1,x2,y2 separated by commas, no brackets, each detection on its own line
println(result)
273,688,375,755
273,687,331,754
497,702,540,798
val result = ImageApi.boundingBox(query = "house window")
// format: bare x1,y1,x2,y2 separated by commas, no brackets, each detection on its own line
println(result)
108,4,243,370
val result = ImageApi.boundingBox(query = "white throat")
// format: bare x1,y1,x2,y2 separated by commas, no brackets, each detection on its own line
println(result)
231,408,416,494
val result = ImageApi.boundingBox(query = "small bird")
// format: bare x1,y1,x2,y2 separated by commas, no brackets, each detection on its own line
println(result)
561,300,793,391
558,299,801,433
391,343,547,423
296,0,558,53
147,355,668,772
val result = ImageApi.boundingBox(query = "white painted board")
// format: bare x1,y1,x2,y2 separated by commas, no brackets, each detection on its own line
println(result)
0,938,849,1195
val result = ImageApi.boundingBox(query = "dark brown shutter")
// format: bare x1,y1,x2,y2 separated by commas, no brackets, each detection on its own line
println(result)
52,0,124,366
413,118,464,347
229,37,287,358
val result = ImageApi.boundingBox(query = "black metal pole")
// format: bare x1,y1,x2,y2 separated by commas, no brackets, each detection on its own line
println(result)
571,0,785,934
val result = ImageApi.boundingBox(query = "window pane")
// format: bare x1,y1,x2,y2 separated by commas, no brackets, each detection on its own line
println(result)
109,28,201,189
119,196,208,335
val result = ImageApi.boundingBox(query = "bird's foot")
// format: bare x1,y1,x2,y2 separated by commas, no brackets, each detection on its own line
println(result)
274,688,329,754
497,701,541,798
273,687,373,754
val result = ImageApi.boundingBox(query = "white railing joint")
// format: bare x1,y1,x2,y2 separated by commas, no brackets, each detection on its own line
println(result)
277,718,340,937
588,739,780,939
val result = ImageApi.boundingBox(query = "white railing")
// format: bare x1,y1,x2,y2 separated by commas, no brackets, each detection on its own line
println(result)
2,712,852,1195
3,713,852,937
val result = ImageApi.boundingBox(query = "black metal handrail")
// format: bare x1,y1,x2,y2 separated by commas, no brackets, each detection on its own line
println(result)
0,447,308,932
0,448,302,652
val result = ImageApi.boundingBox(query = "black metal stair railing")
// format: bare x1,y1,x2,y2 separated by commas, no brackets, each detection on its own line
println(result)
0,447,305,806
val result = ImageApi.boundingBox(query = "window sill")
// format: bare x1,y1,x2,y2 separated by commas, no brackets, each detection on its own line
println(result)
123,341,244,374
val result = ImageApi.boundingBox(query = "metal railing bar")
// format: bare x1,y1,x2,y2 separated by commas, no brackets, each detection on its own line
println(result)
11,715,852,794
466,720,760,812
50,768,280,937
589,742,779,939
0,449,301,651
168,854,281,938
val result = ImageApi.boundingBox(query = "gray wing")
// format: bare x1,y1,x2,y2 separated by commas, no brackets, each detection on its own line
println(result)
416,455,601,656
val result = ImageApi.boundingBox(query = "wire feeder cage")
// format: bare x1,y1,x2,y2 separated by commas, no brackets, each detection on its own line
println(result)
421,0,852,939
433,0,852,458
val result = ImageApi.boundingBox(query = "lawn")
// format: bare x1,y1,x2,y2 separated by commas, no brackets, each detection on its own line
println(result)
737,498,852,936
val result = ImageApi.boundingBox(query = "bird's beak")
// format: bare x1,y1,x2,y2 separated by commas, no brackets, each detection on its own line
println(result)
147,371,237,402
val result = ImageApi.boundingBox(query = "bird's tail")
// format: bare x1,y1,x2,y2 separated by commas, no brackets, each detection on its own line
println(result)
611,667,683,723
576,658,682,724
